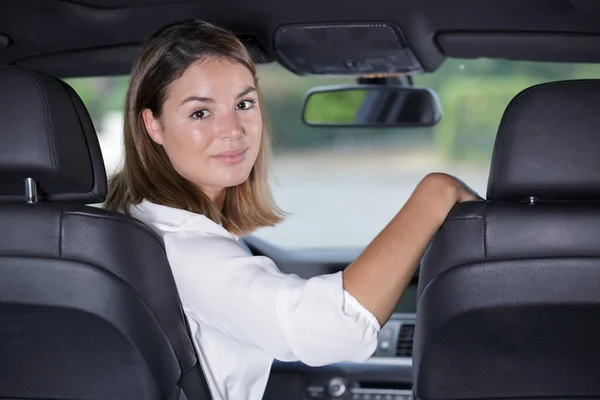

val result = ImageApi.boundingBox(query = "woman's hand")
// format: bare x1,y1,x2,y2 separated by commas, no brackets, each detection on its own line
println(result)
423,172,481,202
414,173,482,224
449,175,483,203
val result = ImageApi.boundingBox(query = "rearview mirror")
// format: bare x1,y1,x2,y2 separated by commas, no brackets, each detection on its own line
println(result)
302,85,441,127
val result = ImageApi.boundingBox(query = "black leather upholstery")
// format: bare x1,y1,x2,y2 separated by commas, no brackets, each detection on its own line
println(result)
0,66,211,400
414,81,600,400
488,80,600,201
0,66,106,203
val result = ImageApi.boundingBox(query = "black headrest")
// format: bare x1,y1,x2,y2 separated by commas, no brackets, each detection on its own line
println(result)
0,66,107,203
487,80,600,202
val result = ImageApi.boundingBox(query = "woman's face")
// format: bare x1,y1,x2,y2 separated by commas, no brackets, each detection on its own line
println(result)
143,57,262,202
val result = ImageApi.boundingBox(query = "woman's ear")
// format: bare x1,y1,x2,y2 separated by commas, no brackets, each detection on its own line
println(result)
142,108,164,145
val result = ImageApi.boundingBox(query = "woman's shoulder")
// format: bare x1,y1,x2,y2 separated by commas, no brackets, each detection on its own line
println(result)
130,201,263,270
129,199,234,239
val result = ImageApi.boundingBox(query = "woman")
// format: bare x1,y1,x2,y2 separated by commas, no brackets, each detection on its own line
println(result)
104,19,478,400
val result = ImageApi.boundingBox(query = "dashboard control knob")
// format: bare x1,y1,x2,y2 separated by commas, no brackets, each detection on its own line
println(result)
327,377,347,398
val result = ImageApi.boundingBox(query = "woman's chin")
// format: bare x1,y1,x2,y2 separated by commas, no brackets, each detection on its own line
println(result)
221,171,251,188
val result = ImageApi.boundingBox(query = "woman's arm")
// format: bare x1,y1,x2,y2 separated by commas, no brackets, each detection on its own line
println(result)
343,173,479,326
164,173,477,365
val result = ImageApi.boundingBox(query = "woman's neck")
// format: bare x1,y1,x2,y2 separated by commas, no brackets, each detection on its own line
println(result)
214,189,226,212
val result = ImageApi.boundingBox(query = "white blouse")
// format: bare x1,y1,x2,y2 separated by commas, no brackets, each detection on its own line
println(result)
130,200,380,400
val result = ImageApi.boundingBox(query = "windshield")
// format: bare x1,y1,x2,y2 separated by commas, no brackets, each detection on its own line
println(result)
67,59,600,249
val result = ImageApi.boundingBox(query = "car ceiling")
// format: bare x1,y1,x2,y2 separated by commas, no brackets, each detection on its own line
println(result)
3,0,600,78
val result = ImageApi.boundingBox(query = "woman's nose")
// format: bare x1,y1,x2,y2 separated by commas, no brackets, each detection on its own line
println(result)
217,111,242,140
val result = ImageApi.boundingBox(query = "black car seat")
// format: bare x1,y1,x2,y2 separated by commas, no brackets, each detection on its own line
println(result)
413,80,600,400
0,66,212,400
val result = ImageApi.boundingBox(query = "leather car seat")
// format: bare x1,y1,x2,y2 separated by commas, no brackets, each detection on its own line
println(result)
0,66,212,400
413,80,600,400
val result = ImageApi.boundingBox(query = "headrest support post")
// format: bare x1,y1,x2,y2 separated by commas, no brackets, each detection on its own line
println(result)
25,178,38,204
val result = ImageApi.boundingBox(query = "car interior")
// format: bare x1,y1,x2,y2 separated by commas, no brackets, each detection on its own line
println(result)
3,1,600,400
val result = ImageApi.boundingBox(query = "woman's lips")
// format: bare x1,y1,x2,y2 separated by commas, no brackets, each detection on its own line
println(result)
213,149,247,164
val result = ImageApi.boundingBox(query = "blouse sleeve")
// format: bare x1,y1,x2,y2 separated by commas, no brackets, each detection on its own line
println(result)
162,229,380,367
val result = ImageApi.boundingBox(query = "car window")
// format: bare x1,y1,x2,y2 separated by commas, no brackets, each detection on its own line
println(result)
67,59,600,249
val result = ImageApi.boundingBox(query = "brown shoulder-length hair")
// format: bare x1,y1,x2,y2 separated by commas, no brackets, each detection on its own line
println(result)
104,19,283,235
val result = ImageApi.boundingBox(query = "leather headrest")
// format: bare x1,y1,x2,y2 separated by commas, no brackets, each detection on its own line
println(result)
0,66,107,203
487,80,600,202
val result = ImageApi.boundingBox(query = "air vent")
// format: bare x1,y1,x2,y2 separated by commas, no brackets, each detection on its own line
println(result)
396,323,415,357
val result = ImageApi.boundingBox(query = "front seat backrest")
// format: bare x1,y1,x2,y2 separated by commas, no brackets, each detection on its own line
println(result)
0,66,211,400
413,80,600,400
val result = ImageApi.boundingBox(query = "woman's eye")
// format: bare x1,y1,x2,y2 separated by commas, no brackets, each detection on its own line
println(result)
190,109,210,120
236,99,256,110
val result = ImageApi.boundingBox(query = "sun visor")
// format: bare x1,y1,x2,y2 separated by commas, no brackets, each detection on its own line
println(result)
437,32,600,63
274,22,423,76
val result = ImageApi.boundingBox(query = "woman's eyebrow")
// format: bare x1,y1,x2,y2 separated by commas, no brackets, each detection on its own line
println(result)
237,87,256,98
178,87,256,106
179,96,214,106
